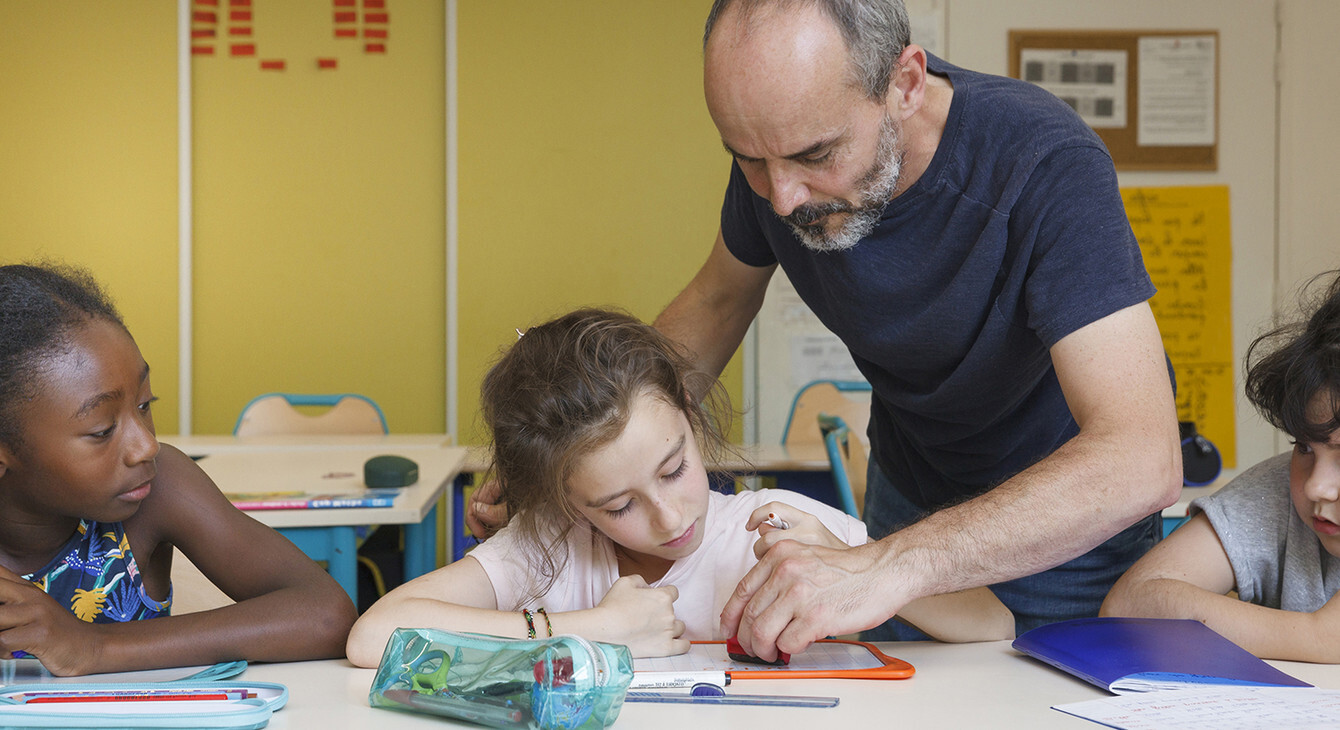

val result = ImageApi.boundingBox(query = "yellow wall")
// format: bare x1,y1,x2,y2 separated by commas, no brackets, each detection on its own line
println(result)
191,2,446,434
1,2,740,445
1,2,446,436
456,1,741,444
0,2,180,432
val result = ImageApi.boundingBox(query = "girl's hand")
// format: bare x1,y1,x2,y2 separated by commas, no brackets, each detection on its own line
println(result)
0,564,99,676
746,502,849,559
465,478,509,541
590,575,687,657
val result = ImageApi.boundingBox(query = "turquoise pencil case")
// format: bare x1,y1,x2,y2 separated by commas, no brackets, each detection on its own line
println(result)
370,627,634,729
0,680,288,729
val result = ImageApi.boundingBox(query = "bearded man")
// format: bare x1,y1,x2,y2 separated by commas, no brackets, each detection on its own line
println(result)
663,0,1181,659
469,0,1182,661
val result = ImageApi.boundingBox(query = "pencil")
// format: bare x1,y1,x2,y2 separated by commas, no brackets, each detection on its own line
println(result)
27,692,240,703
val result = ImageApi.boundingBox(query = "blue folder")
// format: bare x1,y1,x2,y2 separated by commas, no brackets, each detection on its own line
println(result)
1012,617,1311,693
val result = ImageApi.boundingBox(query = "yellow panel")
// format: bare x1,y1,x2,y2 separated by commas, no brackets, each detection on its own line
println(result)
456,1,743,445
1123,185,1236,468
192,2,446,434
0,2,180,433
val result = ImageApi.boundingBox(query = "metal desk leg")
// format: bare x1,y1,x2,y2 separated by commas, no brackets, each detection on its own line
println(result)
452,472,473,563
403,503,438,581
277,526,359,602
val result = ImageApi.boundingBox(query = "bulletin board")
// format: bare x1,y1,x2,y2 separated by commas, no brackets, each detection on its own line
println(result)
1009,30,1218,171
1122,185,1235,468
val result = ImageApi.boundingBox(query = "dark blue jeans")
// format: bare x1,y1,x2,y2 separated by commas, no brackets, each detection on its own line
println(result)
858,462,1161,641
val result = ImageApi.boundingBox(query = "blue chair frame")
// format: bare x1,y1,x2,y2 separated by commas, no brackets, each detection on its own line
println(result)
818,414,862,518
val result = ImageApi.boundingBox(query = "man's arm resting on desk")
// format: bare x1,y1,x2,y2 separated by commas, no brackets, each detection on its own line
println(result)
721,302,1183,660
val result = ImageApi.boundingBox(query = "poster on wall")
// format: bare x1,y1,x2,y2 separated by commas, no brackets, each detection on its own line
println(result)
1122,185,1235,468
1018,48,1127,128
1009,29,1218,170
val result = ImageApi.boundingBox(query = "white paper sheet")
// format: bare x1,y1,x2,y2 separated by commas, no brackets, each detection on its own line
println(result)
1054,686,1340,729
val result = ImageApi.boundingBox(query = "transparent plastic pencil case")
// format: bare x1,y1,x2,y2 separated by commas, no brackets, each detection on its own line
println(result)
368,627,633,730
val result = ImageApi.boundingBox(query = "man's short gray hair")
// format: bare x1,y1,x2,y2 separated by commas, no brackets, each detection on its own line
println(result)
704,0,911,100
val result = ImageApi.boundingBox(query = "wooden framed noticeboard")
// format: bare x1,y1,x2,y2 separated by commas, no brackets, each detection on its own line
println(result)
1008,30,1218,171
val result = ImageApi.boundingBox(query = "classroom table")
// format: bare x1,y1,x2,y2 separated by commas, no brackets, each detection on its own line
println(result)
234,640,1340,728
452,442,834,562
159,435,464,601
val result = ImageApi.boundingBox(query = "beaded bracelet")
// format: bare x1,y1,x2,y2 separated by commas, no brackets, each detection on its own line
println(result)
536,607,553,637
522,608,537,639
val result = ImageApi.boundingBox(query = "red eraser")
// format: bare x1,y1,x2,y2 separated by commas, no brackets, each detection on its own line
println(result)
725,635,790,666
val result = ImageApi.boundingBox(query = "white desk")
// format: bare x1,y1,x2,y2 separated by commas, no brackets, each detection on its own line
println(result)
238,641,1340,729
159,436,464,601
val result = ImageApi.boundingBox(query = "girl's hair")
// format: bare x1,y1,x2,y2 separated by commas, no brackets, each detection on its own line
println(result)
0,263,125,451
480,308,734,605
1244,270,1340,443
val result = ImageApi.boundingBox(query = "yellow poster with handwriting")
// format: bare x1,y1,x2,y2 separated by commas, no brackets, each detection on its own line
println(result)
1122,185,1234,468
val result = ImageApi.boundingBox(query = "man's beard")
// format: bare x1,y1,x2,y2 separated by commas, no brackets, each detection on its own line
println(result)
781,115,904,253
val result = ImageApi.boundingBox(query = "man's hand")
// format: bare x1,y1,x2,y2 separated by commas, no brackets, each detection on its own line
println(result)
718,539,900,661
464,478,510,540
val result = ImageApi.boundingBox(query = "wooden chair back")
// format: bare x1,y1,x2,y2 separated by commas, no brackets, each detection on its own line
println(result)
782,380,871,445
233,393,387,437
169,549,233,614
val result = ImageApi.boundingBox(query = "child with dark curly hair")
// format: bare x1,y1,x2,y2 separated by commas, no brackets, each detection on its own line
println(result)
1103,270,1340,661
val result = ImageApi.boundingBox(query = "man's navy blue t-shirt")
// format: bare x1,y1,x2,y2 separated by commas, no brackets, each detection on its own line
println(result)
721,54,1154,510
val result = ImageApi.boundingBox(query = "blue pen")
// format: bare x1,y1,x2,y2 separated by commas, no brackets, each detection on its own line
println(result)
624,683,837,708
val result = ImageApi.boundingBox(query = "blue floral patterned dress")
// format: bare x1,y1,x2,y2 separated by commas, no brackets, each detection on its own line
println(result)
23,520,171,622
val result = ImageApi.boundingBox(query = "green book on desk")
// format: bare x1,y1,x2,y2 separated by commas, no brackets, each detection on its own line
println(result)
227,489,401,510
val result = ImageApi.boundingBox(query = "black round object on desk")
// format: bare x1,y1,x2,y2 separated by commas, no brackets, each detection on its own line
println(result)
364,455,419,487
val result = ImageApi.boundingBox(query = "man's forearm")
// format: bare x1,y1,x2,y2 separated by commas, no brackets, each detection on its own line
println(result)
654,231,773,382
873,425,1181,601
654,286,755,380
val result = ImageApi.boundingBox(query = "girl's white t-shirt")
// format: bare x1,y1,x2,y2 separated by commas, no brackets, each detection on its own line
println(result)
467,489,868,640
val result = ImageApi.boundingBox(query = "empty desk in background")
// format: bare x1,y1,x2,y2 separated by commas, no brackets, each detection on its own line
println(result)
160,436,463,601
451,442,832,562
